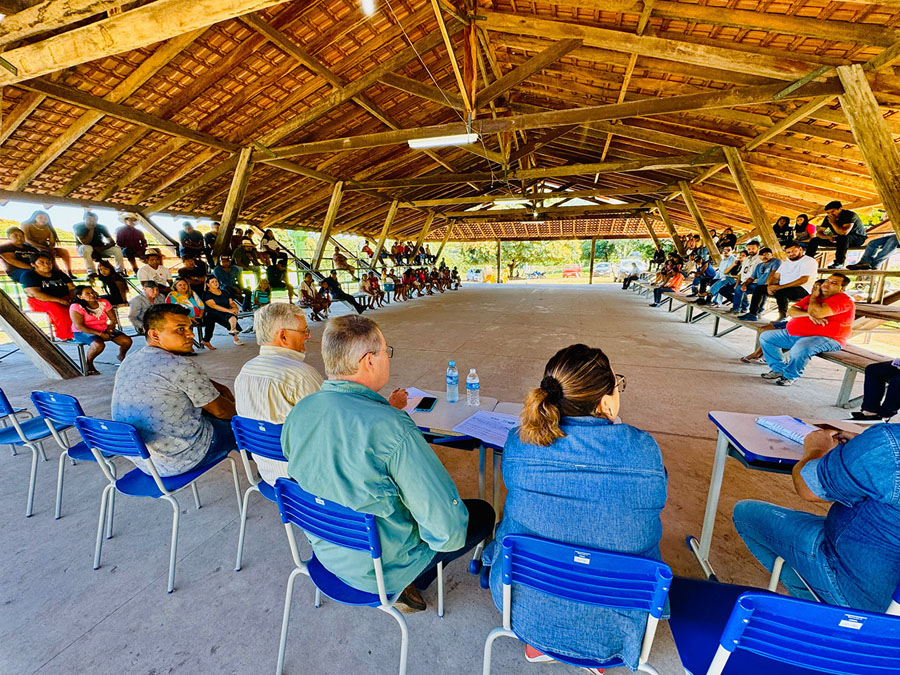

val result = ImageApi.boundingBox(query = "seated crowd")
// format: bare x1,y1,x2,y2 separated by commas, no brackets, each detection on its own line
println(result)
89,300,900,669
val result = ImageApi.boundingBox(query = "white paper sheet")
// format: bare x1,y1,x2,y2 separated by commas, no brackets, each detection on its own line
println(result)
452,410,520,448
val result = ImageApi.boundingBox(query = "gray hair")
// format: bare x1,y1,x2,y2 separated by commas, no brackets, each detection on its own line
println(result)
322,315,382,377
254,302,307,345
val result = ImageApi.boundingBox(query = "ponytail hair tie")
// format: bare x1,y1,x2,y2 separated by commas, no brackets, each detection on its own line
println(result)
540,375,564,404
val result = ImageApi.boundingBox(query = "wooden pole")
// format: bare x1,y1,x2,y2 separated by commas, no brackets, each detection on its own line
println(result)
640,212,663,250
588,237,596,285
413,211,436,256
133,212,180,258
0,289,81,379
837,63,900,243
721,146,785,258
372,199,399,264
678,182,721,264
213,147,253,260
496,240,502,283
312,181,344,270
435,222,455,262
655,200,685,256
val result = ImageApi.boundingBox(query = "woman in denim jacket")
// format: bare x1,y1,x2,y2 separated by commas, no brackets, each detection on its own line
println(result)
485,344,667,671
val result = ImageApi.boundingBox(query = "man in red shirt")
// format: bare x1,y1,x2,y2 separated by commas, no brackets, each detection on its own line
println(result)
759,273,855,386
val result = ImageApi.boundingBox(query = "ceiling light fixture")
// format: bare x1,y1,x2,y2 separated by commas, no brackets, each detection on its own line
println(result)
408,132,479,149
360,0,376,15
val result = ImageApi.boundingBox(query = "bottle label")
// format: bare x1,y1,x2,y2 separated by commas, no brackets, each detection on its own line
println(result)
466,382,480,390
447,376,458,385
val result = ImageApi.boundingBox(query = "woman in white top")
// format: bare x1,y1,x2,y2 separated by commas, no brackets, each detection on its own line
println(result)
298,271,329,320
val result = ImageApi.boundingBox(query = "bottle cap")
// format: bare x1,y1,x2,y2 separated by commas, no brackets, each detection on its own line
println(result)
469,368,477,373
449,360,455,366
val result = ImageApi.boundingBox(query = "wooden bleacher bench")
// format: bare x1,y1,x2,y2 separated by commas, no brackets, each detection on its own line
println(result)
817,344,886,408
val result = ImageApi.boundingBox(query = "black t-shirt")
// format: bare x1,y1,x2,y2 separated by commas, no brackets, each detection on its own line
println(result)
0,242,38,281
97,269,127,305
204,231,217,250
820,209,866,238
322,276,341,294
179,230,204,249
203,288,233,311
718,233,737,249
773,223,792,244
21,269,72,298
267,265,286,287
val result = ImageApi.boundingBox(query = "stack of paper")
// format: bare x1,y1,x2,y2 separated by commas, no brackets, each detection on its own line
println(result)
755,415,820,444
452,410,520,448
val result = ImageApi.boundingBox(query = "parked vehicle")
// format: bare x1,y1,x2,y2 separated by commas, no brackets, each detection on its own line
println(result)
561,264,582,278
466,268,484,282
593,262,612,276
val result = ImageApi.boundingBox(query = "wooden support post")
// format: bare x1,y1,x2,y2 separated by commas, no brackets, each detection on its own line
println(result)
435,222,455,262
312,182,344,270
837,64,900,242
721,146,785,258
214,147,253,260
496,240,502,284
414,212,437,255
372,200,399,263
655,200,685,256
133,212,179,257
0,289,81,379
678,182,721,264
640,212,663,250
588,237,596,285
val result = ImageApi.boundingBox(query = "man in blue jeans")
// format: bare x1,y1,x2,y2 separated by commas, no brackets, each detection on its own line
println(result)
847,230,898,270
758,273,854,386
733,424,900,613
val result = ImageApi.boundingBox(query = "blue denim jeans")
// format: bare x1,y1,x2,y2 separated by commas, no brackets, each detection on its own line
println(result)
733,500,848,606
759,329,841,380
732,283,754,312
709,278,734,303
860,234,899,267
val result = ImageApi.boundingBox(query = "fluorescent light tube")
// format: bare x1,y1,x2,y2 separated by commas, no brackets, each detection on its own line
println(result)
360,0,376,15
408,133,479,149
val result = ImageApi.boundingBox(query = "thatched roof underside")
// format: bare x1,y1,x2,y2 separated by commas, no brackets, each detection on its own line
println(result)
2,0,900,243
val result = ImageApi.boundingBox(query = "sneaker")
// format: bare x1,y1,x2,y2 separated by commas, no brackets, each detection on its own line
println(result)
737,313,758,321
649,302,660,307
827,262,844,270
776,377,795,386
851,411,883,421
761,371,782,379
847,263,873,270
740,355,758,363
395,585,426,613
753,357,767,364
524,645,554,663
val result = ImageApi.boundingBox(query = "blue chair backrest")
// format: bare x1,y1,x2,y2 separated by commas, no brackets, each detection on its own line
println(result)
0,388,17,417
74,416,150,459
720,591,900,673
273,478,380,558
231,416,285,461
31,391,85,427
499,534,671,619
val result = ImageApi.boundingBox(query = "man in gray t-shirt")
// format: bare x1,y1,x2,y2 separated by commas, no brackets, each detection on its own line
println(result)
112,304,236,476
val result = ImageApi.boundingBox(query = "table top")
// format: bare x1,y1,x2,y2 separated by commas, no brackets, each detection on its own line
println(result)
493,401,524,416
408,389,499,433
855,302,900,322
708,411,862,464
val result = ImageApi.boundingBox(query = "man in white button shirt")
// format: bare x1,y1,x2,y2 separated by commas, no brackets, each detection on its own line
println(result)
234,302,324,484
136,248,172,290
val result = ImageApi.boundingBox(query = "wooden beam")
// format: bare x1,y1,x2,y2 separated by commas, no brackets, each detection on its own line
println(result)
0,289,81,380
474,38,581,108
265,79,842,159
507,125,578,165
721,146,784,258
353,152,722,189
496,239,501,284
0,91,43,145
403,185,672,207
214,147,254,259
413,211,437,256
372,200,400,263
378,72,466,110
588,236,596,285
679,182,721,264
312,182,344,270
444,202,646,219
435,222,455,261
431,0,471,111
0,0,126,47
0,0,289,86
837,64,900,246
0,189,214,221
146,154,239,213
97,138,190,202
654,199,684,255
640,212,663,250
481,10,824,82
19,78,238,153
130,148,219,206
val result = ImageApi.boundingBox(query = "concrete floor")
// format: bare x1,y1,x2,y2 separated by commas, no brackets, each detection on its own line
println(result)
0,283,854,674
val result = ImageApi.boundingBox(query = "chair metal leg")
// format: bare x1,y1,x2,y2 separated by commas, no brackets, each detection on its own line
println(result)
25,443,39,518
54,450,68,519
105,477,116,539
276,568,305,675
384,606,409,675
191,482,201,509
163,494,181,593
482,628,515,675
38,440,47,462
235,484,259,571
638,662,661,675
436,561,444,618
314,588,322,608
227,456,242,513
93,484,113,569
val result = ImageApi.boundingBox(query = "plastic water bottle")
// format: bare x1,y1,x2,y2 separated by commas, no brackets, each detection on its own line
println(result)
466,368,480,406
446,360,459,403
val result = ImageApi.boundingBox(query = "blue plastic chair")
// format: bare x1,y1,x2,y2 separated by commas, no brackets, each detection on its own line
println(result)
74,416,242,593
668,576,900,675
31,391,116,522
273,477,445,675
482,534,672,675
0,387,65,517
231,415,285,571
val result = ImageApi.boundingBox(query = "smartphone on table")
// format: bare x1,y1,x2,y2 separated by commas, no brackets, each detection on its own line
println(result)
414,396,437,412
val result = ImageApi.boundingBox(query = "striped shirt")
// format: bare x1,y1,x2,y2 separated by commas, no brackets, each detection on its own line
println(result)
234,345,324,484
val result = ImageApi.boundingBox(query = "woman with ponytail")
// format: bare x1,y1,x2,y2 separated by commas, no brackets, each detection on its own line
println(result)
484,344,667,671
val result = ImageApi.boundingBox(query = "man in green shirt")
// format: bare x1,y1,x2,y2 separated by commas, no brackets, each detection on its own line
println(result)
282,315,494,612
